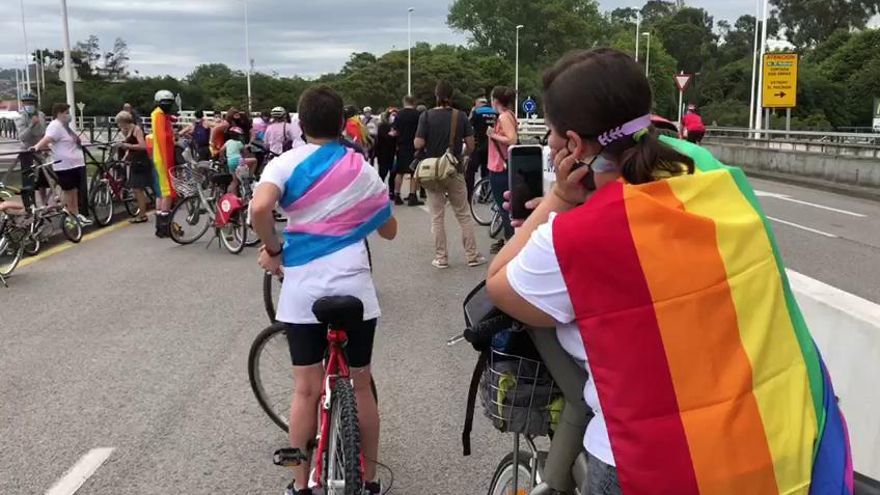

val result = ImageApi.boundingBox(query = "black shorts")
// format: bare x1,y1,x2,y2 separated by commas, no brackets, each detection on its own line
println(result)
56,167,85,191
686,131,704,144
284,319,377,367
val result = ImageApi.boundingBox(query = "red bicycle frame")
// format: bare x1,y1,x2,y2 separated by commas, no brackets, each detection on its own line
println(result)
311,328,366,488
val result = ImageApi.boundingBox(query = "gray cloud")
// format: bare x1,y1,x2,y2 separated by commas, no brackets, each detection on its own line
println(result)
2,0,756,78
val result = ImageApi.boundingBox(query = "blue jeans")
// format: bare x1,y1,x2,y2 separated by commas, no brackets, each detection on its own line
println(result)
584,453,621,495
488,170,513,240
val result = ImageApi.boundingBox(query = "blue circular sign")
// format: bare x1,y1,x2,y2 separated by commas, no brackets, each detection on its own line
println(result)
522,97,537,114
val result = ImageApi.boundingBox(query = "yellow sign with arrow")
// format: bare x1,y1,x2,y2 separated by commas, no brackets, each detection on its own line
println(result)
762,53,798,108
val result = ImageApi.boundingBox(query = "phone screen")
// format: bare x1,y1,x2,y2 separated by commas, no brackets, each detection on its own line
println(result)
508,145,545,220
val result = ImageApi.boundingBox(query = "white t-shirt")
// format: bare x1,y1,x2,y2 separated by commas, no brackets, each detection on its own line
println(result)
45,119,85,171
505,212,615,466
258,144,380,325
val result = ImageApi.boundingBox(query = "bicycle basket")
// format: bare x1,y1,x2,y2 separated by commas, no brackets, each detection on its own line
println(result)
480,348,563,436
169,165,204,197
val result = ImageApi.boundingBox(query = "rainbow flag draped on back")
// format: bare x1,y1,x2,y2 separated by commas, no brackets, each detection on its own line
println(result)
552,136,853,495
280,142,391,267
149,107,176,199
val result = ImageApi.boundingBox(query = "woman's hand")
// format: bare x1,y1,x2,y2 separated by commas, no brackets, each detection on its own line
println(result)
551,146,591,205
258,245,282,277
502,190,543,228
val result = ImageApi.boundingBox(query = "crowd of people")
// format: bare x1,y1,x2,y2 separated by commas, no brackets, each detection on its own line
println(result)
4,46,853,495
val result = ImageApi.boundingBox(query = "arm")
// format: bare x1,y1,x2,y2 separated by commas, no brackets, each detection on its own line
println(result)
252,182,284,276
122,127,148,152
15,115,37,143
377,216,398,240
464,136,475,156
32,131,53,151
491,113,519,146
414,112,427,151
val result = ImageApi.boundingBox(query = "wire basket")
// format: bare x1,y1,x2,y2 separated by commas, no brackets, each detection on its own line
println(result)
169,165,206,198
480,348,563,436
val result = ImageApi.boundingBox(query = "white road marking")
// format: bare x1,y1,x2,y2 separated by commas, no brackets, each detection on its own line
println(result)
755,190,866,218
419,205,430,214
767,216,838,238
45,448,114,495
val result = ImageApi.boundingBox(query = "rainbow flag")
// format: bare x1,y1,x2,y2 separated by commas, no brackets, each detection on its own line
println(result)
553,137,853,494
149,107,176,199
280,142,391,267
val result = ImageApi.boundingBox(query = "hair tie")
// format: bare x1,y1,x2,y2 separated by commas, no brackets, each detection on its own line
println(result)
633,128,648,143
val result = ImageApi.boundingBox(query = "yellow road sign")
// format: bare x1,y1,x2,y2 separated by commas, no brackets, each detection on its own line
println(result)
762,53,798,108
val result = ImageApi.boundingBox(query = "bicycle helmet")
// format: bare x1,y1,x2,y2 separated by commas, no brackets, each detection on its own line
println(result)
229,126,244,135
20,92,37,103
154,89,175,103
270,106,286,118
363,106,372,114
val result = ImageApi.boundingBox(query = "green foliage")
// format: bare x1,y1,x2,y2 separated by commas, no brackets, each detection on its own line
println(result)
771,0,880,49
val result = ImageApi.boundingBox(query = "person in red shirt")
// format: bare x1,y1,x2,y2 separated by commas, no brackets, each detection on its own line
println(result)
681,103,705,144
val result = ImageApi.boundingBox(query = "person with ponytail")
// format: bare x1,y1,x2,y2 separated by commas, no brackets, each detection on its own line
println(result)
486,48,852,495
486,85,518,253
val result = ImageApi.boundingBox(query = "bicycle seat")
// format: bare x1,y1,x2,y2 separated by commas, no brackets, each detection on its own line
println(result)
311,296,363,328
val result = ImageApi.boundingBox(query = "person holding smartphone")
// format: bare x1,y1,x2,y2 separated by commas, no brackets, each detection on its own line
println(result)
486,86,518,254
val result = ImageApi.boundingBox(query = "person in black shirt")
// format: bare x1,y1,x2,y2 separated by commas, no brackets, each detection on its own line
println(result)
375,108,398,195
467,96,497,200
392,95,423,206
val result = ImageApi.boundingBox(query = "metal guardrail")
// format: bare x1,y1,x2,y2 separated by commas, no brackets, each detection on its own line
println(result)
706,126,880,146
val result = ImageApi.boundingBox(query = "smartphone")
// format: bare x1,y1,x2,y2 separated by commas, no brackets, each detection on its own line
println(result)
508,144,545,220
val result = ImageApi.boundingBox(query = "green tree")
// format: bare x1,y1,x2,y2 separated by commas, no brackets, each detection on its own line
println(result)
654,7,717,74
770,0,880,48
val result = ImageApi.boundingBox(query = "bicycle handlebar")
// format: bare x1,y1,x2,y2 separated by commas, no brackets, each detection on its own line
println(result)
463,312,517,349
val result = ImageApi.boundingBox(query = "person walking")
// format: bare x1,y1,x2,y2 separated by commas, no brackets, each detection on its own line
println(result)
13,92,46,208
375,108,398,194
30,103,92,226
115,111,151,223
414,80,485,269
391,95,423,206
362,106,379,165
486,86,518,254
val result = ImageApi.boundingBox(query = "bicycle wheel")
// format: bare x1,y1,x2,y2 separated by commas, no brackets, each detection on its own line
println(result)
325,379,363,495
248,323,294,432
122,188,140,217
89,179,114,226
470,178,493,226
263,271,283,323
61,213,83,243
487,451,540,495
220,209,246,254
0,233,24,277
23,233,40,256
169,195,211,245
489,208,504,239
244,208,260,247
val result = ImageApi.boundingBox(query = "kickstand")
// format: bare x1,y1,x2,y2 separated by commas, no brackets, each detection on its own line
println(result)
0,272,7,288
205,227,222,250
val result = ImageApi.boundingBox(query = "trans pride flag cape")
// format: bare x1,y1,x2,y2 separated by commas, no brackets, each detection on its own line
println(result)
149,107,176,199
552,136,853,494
280,142,391,267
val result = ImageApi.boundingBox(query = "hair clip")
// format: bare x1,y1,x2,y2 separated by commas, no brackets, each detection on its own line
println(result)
632,128,648,142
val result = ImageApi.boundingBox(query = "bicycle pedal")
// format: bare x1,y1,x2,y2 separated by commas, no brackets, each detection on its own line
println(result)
273,448,308,467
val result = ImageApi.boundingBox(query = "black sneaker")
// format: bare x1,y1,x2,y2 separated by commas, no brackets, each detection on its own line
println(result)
393,194,404,205
283,481,311,495
364,480,382,494
490,239,505,254
419,187,427,199
407,194,424,206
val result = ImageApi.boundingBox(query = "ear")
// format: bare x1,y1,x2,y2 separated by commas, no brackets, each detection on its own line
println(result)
565,130,602,160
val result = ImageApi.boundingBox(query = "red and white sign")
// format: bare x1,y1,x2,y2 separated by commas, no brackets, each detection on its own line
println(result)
673,73,693,92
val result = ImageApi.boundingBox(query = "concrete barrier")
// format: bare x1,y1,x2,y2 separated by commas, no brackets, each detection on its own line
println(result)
789,269,880,480
703,141,880,189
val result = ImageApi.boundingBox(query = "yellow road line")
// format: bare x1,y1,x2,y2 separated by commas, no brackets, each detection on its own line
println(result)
18,220,131,268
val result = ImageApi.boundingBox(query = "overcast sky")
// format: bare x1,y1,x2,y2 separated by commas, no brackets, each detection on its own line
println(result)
2,0,761,78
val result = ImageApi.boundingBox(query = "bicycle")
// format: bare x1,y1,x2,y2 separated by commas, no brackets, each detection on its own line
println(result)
83,142,143,226
470,177,504,239
167,161,248,254
265,296,367,495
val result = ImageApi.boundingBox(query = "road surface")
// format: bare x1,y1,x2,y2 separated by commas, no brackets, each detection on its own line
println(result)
0,174,877,494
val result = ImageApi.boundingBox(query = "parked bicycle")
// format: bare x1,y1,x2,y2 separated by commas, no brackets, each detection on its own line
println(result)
83,142,150,225
470,177,504,239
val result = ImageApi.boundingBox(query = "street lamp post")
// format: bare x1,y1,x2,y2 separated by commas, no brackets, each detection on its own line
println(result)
243,0,252,115
515,24,524,119
642,32,651,78
19,0,31,91
59,0,76,125
407,7,414,96
635,12,641,62
748,0,760,131
754,0,770,133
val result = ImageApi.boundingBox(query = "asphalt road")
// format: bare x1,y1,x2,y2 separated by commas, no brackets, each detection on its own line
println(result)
0,173,877,494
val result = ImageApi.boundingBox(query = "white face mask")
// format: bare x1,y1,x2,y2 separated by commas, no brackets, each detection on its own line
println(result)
23,105,36,114
59,113,72,124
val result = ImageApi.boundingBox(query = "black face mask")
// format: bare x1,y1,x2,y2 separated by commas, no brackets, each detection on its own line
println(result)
158,102,174,113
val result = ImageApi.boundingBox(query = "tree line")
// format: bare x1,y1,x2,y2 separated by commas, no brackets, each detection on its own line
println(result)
17,0,880,130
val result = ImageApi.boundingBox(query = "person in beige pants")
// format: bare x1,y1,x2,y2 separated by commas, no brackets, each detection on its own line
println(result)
414,81,487,269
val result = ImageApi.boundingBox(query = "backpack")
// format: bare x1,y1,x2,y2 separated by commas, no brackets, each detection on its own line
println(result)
415,109,462,189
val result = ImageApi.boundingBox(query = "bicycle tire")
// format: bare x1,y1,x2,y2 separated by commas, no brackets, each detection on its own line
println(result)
248,323,294,432
122,188,139,217
325,379,363,495
0,233,24,277
89,180,114,226
489,209,504,239
263,271,282,323
23,233,40,256
487,451,540,495
61,213,83,243
470,178,493,226
220,209,246,254
169,195,211,245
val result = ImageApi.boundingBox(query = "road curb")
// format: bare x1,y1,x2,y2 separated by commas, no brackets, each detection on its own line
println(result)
742,168,880,202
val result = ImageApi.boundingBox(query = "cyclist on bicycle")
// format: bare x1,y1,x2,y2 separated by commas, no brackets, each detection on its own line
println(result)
485,48,852,494
264,106,303,156
250,85,397,495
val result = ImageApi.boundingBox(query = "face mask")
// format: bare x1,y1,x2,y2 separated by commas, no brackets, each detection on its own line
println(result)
159,103,174,113
59,113,72,124
23,105,36,114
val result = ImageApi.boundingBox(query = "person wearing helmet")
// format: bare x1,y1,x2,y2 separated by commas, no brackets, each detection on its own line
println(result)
220,126,257,194
361,106,379,164
13,92,46,208
264,106,304,156
149,89,178,238
682,103,705,144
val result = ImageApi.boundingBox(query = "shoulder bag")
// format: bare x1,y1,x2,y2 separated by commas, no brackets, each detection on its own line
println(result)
415,109,461,189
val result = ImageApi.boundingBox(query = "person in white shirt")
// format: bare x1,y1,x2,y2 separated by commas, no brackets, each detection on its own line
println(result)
31,103,92,226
